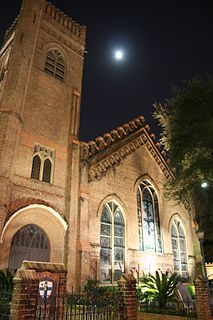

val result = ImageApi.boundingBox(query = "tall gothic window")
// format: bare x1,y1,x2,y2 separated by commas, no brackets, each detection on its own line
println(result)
31,144,54,183
171,219,188,278
100,201,125,284
137,180,162,253
44,49,65,81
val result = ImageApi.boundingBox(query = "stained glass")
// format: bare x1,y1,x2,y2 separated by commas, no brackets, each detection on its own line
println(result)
114,237,124,247
108,201,113,211
172,238,178,248
171,220,188,277
171,224,177,237
179,239,186,251
101,224,111,236
154,193,162,253
178,225,185,238
100,248,111,264
114,209,124,225
174,261,179,270
181,252,187,263
137,188,144,251
173,250,179,261
100,200,125,284
137,182,162,253
114,225,124,237
100,268,112,283
114,248,124,261
114,268,122,282
101,207,111,223
100,237,111,248
143,189,155,252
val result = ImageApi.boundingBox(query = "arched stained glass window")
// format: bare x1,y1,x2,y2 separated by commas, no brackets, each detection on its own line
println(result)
137,180,162,253
171,219,188,278
44,49,65,81
100,201,125,284
9,224,50,274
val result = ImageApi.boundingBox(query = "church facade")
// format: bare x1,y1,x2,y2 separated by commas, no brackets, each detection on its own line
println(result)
0,0,197,291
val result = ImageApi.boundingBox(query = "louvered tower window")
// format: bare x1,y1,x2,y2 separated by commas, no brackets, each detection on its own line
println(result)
44,49,65,81
31,144,54,183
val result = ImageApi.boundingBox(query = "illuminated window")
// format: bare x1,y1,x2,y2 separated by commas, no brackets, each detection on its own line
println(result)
137,180,162,253
100,201,125,284
44,49,65,81
171,219,188,278
31,144,54,183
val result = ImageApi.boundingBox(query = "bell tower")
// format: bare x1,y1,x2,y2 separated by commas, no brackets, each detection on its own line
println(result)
0,0,87,290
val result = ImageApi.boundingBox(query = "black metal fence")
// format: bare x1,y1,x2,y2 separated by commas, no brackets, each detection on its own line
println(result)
35,292,124,320
0,290,12,320
137,298,197,318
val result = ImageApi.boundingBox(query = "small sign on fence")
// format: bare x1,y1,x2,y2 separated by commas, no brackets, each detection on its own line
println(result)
37,277,56,306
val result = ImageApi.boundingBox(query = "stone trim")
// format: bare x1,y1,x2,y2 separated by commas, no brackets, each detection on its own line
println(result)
88,131,172,182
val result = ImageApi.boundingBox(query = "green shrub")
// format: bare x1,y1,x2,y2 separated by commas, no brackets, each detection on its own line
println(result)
0,269,13,291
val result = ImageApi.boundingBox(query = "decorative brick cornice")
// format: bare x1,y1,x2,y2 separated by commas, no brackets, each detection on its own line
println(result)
88,115,145,157
43,2,86,45
88,115,174,182
40,22,85,57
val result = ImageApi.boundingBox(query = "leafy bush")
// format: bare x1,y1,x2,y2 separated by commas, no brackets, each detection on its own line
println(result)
186,285,195,299
0,269,13,291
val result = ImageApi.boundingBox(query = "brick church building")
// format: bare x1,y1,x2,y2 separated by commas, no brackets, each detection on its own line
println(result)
0,0,198,291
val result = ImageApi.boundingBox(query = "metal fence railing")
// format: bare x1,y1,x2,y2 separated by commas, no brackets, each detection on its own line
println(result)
0,290,12,320
35,292,124,320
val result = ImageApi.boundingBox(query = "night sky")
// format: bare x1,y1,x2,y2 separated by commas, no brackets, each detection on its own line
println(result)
1,0,213,142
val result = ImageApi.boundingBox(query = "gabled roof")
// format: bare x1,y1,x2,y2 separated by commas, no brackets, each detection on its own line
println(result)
87,115,175,182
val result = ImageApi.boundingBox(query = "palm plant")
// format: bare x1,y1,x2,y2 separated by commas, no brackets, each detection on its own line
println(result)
138,271,180,309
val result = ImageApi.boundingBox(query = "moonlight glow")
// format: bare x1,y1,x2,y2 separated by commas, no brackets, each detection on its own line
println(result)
115,50,123,60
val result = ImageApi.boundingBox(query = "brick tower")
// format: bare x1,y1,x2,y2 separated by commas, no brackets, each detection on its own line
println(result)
0,0,86,290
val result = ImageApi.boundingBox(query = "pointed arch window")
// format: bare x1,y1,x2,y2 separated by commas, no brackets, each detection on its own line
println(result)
100,201,125,284
171,219,188,278
44,49,65,81
31,144,54,183
137,180,162,253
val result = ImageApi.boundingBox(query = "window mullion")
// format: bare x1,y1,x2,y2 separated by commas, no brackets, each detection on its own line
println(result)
111,215,114,285
151,192,157,253
40,158,44,181
176,225,181,275
140,186,144,251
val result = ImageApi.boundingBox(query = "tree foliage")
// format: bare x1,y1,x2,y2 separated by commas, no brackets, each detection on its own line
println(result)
0,269,13,291
138,271,180,309
153,77,213,235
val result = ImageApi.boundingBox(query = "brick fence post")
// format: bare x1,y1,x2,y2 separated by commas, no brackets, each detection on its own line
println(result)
9,261,67,320
194,274,212,320
118,273,137,320
10,269,38,320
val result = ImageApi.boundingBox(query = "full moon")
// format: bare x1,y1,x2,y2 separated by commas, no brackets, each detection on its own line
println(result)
115,50,123,60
